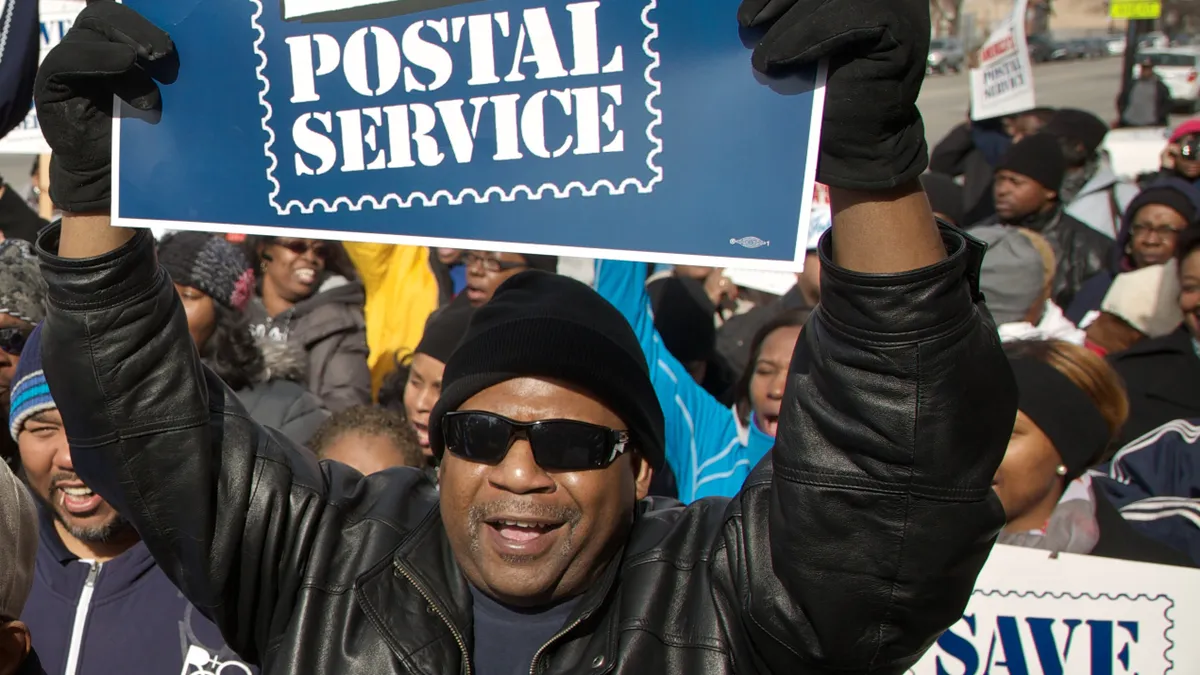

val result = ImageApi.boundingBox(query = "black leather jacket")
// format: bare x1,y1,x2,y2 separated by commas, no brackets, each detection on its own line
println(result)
37,224,1015,675
971,206,1112,310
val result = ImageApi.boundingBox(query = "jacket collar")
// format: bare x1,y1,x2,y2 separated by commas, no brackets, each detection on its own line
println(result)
360,501,628,672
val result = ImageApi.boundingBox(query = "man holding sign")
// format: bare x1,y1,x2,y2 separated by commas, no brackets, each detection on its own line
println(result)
31,2,1015,675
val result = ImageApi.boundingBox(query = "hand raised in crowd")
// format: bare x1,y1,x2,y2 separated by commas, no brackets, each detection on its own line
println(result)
737,0,931,190
34,0,177,214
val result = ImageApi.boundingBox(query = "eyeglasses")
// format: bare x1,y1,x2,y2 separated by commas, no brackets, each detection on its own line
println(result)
440,411,631,471
1130,222,1185,238
1180,139,1200,160
463,252,527,274
274,239,331,260
0,327,31,355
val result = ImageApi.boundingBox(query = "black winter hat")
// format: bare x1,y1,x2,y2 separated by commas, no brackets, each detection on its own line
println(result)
920,172,965,226
429,271,665,469
1044,108,1109,155
647,276,716,364
522,254,558,274
997,134,1067,193
415,297,475,364
1128,186,1199,226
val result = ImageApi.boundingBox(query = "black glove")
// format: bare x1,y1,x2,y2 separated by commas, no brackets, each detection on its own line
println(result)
33,0,177,213
738,0,930,191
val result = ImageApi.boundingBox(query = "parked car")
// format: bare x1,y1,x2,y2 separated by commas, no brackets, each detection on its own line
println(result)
1028,34,1056,62
1135,48,1200,113
928,37,965,74
1075,38,1108,59
1106,35,1128,56
1049,39,1074,61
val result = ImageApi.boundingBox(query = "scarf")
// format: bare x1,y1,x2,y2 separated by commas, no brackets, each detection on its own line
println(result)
1059,155,1101,205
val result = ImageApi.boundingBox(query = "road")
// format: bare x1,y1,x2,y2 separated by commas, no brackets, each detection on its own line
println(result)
920,56,1188,150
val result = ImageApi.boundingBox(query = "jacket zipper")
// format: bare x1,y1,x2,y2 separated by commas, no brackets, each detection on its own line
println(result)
528,612,590,675
392,560,472,675
63,561,101,675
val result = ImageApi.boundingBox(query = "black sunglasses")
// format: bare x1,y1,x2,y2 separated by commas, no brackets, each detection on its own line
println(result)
441,411,631,471
0,327,30,355
274,239,331,260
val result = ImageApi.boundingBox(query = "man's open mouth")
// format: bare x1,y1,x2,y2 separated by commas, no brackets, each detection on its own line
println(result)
485,517,565,543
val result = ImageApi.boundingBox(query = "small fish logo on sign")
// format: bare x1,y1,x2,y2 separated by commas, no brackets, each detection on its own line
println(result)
730,236,770,249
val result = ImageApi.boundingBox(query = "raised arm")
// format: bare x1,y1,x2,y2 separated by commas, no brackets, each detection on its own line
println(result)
32,3,388,661
593,259,751,501
725,0,1015,670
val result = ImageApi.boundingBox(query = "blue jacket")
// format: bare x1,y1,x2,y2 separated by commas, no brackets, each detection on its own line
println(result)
1092,418,1200,566
0,0,39,140
594,259,774,502
23,507,255,675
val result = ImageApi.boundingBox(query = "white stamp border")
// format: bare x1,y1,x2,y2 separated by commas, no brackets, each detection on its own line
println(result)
247,0,664,215
970,589,1177,671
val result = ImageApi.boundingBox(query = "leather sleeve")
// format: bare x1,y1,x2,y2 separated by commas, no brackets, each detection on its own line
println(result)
727,225,1015,673
36,226,346,662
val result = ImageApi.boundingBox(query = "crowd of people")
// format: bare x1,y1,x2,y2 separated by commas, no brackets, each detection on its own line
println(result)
0,1,1197,674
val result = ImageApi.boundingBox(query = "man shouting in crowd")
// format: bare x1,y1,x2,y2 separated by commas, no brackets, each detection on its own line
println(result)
31,1,1015,674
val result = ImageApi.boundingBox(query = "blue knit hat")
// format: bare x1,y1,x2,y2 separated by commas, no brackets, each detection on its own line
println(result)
9,323,53,441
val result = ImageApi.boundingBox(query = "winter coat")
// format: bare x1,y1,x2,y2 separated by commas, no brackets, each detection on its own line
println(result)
1117,76,1172,127
0,0,38,139
1109,327,1200,446
1094,418,1200,566
233,340,329,446
970,205,1112,310
247,276,371,412
595,259,775,502
930,120,1010,226
1063,160,1139,239
38,223,1016,675
341,243,441,396
997,476,1190,567
1067,177,1200,324
23,507,255,675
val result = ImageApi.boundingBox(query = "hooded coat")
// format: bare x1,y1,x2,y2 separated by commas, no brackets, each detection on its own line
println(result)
1066,178,1200,324
247,275,371,412
233,340,329,446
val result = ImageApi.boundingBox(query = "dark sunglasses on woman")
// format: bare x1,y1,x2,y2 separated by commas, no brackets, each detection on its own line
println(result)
274,239,331,260
0,327,30,356
440,411,631,471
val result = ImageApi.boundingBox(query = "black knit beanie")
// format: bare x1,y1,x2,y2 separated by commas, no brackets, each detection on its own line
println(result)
1044,108,1109,155
415,297,475,364
919,172,965,226
1128,186,1198,226
522,254,558,274
429,271,665,469
647,276,716,364
997,134,1067,193
158,232,256,311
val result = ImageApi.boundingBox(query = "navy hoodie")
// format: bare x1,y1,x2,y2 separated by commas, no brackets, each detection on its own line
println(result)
22,507,255,675
0,0,40,139
1066,177,1200,324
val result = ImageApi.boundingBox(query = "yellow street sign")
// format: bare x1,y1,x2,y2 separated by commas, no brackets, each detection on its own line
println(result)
1110,0,1162,19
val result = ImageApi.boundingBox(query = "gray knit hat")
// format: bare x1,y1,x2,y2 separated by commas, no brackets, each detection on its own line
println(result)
972,224,1047,325
0,240,47,324
0,458,37,620
157,232,256,311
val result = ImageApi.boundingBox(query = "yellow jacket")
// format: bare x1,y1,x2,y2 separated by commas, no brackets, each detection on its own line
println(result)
342,243,440,396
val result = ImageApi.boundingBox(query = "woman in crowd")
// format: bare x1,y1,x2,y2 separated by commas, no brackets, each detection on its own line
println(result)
159,232,330,445
995,339,1189,566
378,298,474,464
1110,227,1200,445
245,236,371,411
0,239,44,468
594,258,809,503
1066,178,1200,323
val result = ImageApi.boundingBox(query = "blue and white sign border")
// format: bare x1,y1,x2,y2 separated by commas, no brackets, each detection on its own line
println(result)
110,0,827,271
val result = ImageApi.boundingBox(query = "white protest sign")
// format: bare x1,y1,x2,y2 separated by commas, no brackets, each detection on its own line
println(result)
908,544,1199,674
969,0,1036,121
0,0,86,155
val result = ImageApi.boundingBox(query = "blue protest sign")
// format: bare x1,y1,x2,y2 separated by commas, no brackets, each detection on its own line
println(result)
113,0,825,269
